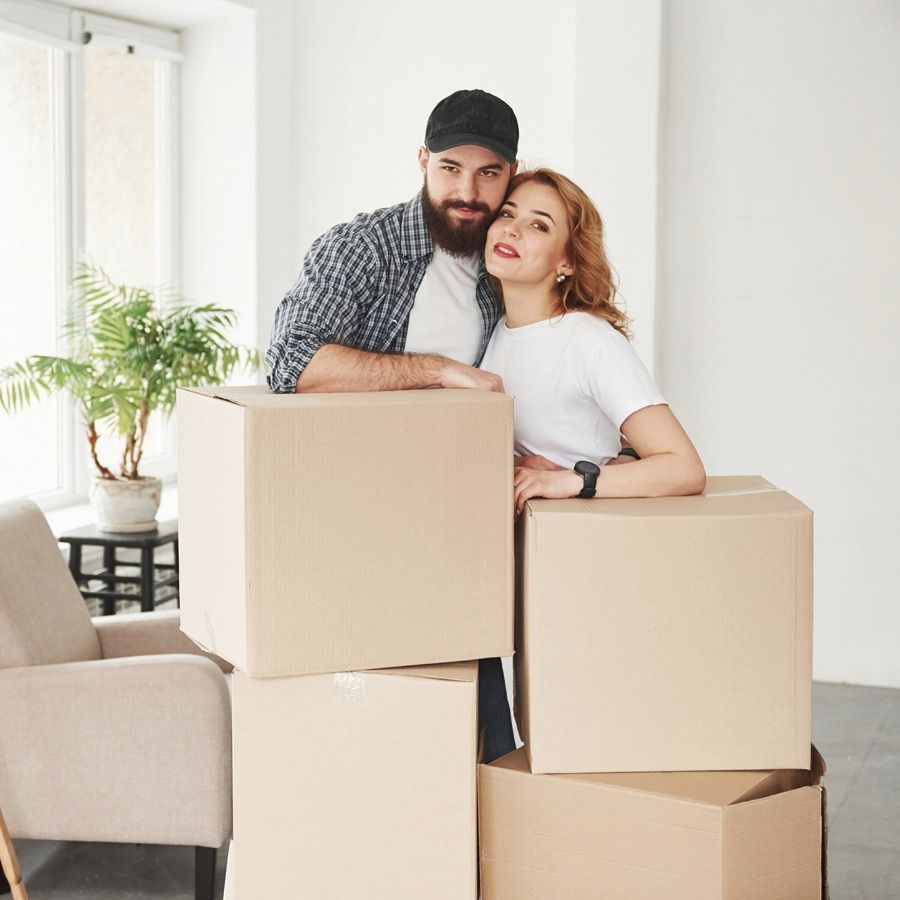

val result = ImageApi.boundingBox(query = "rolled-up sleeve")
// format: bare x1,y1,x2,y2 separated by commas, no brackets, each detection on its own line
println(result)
266,231,372,393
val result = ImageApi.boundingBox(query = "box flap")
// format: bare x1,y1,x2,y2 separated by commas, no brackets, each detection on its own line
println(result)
179,383,509,410
526,474,810,520
722,784,823,898
488,748,824,809
811,744,827,783
367,660,478,683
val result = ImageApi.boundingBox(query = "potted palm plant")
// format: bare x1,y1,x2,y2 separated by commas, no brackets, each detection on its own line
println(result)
0,263,259,532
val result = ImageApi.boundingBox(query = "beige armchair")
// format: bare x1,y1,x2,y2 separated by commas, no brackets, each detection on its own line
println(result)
0,498,232,900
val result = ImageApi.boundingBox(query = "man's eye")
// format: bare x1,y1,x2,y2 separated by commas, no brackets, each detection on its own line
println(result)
481,170,498,177
442,166,458,173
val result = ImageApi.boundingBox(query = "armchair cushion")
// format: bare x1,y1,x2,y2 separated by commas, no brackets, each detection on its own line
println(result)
0,499,101,668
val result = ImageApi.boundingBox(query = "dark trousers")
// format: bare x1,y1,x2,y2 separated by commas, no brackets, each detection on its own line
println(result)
478,657,516,764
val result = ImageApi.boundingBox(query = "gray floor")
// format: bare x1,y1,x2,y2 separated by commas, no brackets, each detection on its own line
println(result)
8,681,899,899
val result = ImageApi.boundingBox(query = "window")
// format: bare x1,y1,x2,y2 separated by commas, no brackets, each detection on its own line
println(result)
0,3,181,506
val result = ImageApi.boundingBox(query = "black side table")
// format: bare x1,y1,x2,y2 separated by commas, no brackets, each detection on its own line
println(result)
58,520,179,616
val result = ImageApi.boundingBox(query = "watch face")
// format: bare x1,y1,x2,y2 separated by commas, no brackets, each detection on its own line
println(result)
574,460,600,478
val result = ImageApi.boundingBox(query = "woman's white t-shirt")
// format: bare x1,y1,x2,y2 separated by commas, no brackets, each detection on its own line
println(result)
480,311,666,469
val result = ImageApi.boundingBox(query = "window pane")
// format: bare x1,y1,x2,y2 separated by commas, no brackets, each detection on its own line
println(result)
84,45,165,471
84,45,157,287
0,35,61,502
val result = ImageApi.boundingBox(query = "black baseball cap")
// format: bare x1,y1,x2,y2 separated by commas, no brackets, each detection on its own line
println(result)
424,89,519,164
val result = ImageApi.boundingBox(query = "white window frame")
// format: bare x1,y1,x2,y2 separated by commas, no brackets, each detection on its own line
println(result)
0,0,182,510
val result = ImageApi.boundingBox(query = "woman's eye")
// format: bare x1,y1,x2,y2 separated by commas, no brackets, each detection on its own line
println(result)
499,210,513,218
532,221,548,232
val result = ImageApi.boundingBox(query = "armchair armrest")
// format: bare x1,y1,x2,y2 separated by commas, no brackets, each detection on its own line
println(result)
93,609,232,673
0,654,232,847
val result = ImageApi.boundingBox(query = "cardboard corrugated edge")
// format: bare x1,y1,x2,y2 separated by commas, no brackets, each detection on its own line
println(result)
514,512,534,770
176,386,248,667
811,746,829,900
720,750,826,900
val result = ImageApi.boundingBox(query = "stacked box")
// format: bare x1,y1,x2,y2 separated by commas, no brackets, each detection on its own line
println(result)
177,386,515,899
177,385,513,676
477,475,824,898
515,475,813,774
479,748,827,900
233,663,478,899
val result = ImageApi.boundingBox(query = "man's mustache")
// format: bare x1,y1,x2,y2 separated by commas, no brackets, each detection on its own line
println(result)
439,199,492,216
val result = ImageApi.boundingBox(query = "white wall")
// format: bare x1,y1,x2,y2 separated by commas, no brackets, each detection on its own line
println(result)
658,1,900,687
574,0,661,367
278,0,662,371
180,3,257,349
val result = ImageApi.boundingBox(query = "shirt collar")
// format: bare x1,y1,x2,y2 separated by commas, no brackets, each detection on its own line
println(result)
400,192,434,261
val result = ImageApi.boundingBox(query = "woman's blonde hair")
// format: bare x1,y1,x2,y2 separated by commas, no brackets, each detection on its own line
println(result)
503,168,631,339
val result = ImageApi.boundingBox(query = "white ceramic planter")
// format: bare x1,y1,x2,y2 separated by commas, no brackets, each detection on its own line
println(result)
89,476,162,533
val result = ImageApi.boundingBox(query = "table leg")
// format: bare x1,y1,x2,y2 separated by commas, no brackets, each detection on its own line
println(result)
67,543,82,587
102,545,117,616
140,545,155,613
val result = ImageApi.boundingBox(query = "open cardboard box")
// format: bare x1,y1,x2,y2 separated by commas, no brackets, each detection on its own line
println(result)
479,746,829,899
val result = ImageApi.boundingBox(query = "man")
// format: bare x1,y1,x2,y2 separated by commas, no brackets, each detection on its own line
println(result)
266,89,518,763
266,88,517,395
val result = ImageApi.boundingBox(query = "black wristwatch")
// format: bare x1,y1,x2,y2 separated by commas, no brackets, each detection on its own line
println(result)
574,460,600,498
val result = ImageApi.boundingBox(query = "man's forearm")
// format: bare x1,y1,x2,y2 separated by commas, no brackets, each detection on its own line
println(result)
296,344,446,393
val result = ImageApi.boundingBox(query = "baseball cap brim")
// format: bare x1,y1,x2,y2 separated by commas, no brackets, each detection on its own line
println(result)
425,132,517,165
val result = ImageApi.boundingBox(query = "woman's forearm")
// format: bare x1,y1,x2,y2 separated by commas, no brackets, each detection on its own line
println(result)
595,451,706,498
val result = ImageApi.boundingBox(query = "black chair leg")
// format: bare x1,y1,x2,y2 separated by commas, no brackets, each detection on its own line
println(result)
195,845,217,900
0,863,10,895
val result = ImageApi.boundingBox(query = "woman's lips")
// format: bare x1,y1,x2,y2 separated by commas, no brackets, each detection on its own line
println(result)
493,242,520,259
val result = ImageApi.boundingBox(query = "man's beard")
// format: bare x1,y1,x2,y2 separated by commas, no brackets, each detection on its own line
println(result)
421,179,494,257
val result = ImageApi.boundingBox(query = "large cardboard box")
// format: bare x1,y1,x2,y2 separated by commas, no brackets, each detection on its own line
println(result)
516,475,813,773
177,386,513,677
232,661,478,900
479,747,827,900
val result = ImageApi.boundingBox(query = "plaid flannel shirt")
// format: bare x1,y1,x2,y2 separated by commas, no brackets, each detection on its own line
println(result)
266,193,501,393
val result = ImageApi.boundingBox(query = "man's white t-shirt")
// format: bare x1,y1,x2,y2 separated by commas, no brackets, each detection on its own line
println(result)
480,311,666,469
404,248,483,365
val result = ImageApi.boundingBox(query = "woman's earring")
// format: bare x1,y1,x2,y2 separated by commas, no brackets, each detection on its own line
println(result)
556,273,566,284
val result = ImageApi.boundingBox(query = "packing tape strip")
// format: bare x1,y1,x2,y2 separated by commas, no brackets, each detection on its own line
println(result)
704,486,782,497
333,672,365,701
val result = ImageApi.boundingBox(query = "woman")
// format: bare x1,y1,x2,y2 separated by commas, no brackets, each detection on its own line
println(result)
481,169,706,513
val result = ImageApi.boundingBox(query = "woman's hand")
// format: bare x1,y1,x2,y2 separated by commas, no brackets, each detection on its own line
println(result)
514,467,582,516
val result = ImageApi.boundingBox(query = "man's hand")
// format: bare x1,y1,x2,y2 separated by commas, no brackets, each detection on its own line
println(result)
514,454,565,471
439,360,504,393
514,467,582,516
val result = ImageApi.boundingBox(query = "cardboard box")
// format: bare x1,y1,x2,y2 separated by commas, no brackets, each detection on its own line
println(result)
516,475,813,773
479,747,827,900
177,386,513,677
232,661,478,900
